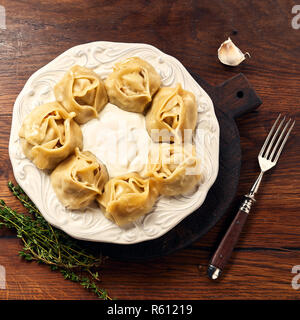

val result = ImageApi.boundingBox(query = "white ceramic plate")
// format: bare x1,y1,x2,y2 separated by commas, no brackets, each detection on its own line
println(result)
9,41,219,244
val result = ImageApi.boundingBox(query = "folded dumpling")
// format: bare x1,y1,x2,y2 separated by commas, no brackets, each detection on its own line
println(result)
54,65,108,124
97,173,159,226
104,57,161,113
51,148,109,210
19,102,83,170
147,143,201,196
146,84,197,142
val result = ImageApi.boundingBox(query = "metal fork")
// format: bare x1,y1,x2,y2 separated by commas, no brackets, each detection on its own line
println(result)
207,114,295,280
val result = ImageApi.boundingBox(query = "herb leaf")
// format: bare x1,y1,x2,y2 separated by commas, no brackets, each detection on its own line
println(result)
0,182,111,300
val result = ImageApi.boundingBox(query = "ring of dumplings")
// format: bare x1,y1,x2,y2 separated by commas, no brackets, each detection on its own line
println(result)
19,56,201,227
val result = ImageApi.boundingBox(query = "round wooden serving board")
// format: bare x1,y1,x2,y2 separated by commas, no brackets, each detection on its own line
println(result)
86,73,262,261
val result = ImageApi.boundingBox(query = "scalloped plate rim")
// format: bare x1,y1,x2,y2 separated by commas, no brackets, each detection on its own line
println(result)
9,41,220,244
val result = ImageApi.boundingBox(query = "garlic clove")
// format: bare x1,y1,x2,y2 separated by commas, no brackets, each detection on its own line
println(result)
218,38,250,66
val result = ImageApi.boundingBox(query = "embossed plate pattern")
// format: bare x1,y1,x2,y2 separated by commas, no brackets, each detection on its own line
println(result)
9,41,219,244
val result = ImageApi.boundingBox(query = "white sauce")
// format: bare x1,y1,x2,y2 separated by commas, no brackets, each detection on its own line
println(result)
81,103,152,178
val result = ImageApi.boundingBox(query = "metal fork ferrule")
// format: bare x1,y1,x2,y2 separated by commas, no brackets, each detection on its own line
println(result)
239,195,256,214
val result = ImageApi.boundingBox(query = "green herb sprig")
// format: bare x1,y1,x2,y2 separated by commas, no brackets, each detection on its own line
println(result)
0,182,111,300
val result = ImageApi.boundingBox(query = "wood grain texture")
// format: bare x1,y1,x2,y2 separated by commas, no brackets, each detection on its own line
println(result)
0,0,299,300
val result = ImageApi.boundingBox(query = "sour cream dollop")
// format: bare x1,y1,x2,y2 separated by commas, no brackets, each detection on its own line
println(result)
81,103,152,178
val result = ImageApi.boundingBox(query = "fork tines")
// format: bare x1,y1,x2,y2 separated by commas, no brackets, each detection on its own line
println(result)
259,114,295,163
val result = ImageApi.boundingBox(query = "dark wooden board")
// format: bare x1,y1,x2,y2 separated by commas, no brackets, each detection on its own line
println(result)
90,73,262,261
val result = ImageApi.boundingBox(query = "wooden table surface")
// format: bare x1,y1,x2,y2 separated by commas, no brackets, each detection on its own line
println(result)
0,0,299,300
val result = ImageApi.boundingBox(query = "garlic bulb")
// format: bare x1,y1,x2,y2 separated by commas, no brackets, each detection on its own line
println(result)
218,38,250,66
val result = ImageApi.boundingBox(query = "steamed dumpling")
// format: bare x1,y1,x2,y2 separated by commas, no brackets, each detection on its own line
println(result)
19,102,83,170
104,57,161,113
146,84,197,142
51,148,109,210
147,143,201,196
97,173,159,226
54,65,108,124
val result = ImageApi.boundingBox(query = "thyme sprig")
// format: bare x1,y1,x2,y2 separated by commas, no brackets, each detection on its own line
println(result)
0,182,111,300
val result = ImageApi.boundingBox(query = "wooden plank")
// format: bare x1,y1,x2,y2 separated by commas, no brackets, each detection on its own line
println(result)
0,238,299,299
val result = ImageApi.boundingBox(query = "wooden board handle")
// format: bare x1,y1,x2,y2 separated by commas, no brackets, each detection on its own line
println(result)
215,73,262,118
192,73,262,119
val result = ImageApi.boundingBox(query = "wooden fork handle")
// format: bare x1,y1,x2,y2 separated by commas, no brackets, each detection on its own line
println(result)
207,196,255,280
